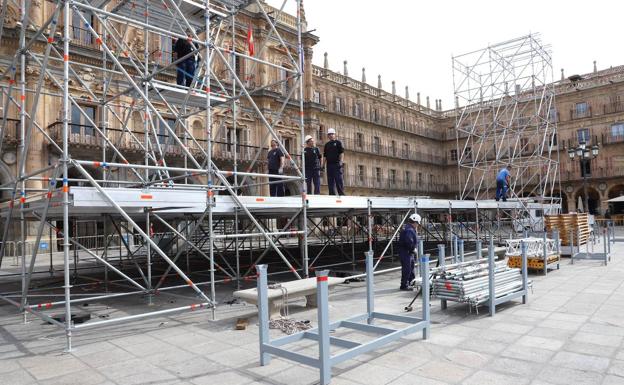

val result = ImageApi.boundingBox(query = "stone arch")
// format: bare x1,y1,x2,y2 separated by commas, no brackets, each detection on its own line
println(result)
574,186,601,214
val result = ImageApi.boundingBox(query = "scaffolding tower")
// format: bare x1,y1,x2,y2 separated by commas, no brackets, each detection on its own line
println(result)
0,0,313,350
452,34,561,220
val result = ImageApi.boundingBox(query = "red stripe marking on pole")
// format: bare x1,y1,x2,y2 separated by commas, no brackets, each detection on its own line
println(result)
63,55,69,61
186,280,194,287
47,37,54,43
336,200,342,203
62,186,69,193
140,194,153,200
317,276,328,282
255,198,265,202
93,161,101,168
290,267,296,273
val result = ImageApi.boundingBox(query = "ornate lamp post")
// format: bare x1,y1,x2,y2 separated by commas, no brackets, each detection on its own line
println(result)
567,142,600,213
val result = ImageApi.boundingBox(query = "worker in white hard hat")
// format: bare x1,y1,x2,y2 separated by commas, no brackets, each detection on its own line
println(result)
398,212,421,291
321,127,345,196
303,135,322,194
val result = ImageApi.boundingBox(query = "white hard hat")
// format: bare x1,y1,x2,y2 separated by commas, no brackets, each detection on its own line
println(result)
304,135,313,142
409,213,422,223
327,127,336,134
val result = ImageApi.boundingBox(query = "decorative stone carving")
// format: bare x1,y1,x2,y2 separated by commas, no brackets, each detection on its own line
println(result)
3,4,19,29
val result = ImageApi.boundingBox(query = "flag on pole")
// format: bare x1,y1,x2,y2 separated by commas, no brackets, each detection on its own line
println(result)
247,24,254,57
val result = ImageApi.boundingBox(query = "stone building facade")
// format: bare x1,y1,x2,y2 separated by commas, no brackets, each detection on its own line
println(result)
1,1,623,220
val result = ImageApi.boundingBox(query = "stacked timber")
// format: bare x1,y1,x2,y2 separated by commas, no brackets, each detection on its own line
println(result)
544,213,589,246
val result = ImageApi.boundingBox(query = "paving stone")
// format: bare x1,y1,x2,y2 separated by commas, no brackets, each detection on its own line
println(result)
460,337,508,355
550,351,610,372
603,374,624,385
501,344,556,363
411,361,473,383
38,369,107,385
444,349,491,368
387,373,448,385
0,357,20,374
563,341,617,358
487,356,543,377
424,332,466,347
537,365,604,385
489,321,534,335
77,347,136,368
463,369,529,385
607,359,624,377
363,351,430,371
25,355,89,381
191,369,256,385
1,368,37,384
165,356,221,379
516,335,565,351
573,332,623,347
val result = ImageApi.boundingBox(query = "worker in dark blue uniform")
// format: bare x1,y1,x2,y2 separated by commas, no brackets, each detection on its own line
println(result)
173,28,198,87
322,127,345,196
267,139,285,197
303,135,322,195
495,164,512,202
398,213,421,291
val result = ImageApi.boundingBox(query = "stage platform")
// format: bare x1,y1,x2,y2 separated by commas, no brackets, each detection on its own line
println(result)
3,186,559,220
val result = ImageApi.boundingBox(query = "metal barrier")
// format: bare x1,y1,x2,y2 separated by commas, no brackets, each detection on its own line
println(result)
571,227,610,265
257,251,430,385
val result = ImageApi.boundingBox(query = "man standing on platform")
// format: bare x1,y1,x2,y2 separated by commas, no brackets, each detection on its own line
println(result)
267,139,285,197
398,213,421,291
303,135,322,195
173,28,197,87
322,128,345,196
495,164,512,202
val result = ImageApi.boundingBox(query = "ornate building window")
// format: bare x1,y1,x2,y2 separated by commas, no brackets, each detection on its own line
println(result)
357,165,365,184
372,136,380,153
313,90,321,104
611,123,624,138
577,128,590,144
71,104,96,136
450,149,458,161
356,132,363,148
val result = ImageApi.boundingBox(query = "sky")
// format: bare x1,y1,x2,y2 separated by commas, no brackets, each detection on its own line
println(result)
268,0,624,109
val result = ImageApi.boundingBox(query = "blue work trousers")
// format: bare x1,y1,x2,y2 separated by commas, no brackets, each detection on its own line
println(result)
495,180,508,202
269,169,284,197
176,58,196,87
306,169,321,195
400,252,415,289
326,163,344,196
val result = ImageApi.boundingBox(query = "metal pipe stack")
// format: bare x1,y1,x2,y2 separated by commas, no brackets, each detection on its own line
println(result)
431,259,526,308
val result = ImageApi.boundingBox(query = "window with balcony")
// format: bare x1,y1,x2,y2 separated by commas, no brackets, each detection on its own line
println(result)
577,128,590,144
313,90,321,104
402,143,410,158
71,11,95,47
550,133,558,147
335,97,343,113
418,172,422,184
357,165,365,183
405,171,411,187
575,102,589,118
356,132,363,148
465,147,472,161
389,169,396,185
375,167,382,183
391,140,397,157
371,108,379,123
353,103,362,118
611,123,624,138
372,136,380,153
318,125,324,141
71,104,96,136
548,107,558,123
226,127,241,153
450,149,458,161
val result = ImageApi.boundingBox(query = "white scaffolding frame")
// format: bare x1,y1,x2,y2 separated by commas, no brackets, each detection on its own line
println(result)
0,0,311,351
452,34,561,224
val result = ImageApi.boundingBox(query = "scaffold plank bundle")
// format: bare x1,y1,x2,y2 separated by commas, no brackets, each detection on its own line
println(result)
545,213,589,246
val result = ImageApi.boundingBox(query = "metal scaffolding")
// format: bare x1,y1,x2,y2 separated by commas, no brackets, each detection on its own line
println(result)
0,0,313,351
452,34,561,226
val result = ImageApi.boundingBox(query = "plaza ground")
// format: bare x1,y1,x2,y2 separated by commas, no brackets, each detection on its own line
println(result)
0,236,623,385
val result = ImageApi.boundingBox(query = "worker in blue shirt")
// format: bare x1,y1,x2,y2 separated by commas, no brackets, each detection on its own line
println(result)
321,127,345,196
495,164,512,202
398,213,421,291
267,139,285,197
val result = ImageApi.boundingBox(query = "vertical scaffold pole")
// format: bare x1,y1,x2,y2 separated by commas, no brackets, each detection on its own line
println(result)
365,249,374,324
476,240,482,259
521,240,528,304
62,0,73,352
421,253,430,340
205,0,216,319
488,236,495,317
316,269,331,385
458,238,464,263
553,229,560,269
257,265,270,366
542,231,548,276
296,0,309,278
437,244,446,310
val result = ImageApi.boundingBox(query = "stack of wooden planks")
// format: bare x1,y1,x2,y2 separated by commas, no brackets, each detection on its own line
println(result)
544,213,589,246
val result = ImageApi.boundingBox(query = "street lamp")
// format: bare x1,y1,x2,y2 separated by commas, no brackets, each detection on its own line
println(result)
568,141,600,214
